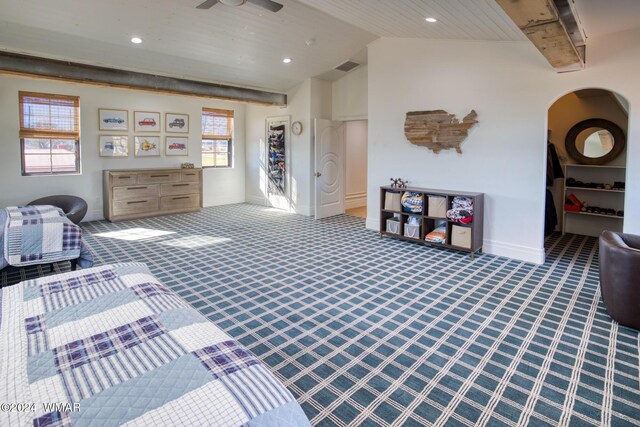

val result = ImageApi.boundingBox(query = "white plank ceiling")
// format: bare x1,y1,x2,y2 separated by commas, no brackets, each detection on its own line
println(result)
0,0,638,92
296,0,526,41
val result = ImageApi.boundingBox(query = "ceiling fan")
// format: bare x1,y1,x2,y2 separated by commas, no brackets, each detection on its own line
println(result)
196,0,283,13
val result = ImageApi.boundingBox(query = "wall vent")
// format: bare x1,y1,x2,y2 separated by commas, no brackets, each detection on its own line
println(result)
335,61,360,72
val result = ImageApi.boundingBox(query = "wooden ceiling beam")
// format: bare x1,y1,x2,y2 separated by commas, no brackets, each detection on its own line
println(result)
0,51,287,106
496,0,584,72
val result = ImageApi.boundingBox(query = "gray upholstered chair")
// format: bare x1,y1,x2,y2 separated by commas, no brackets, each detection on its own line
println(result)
599,231,640,330
28,195,88,225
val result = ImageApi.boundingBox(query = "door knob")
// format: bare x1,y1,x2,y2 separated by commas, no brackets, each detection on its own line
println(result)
315,172,322,177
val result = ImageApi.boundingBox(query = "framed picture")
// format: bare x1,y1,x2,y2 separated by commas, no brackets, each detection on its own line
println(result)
165,136,188,156
99,109,128,131
134,136,160,156
265,116,290,197
134,111,161,132
99,135,129,157
165,113,189,133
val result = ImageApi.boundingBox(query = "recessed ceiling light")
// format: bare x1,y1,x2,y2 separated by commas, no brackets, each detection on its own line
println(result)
282,57,292,64
131,37,143,44
425,17,437,23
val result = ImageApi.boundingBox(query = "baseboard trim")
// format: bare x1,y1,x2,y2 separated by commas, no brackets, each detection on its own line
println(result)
204,196,246,207
345,192,367,209
84,210,104,222
482,239,545,264
245,195,267,206
365,217,378,231
365,217,543,264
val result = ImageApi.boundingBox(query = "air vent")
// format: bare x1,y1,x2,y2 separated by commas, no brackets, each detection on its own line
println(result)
335,61,360,72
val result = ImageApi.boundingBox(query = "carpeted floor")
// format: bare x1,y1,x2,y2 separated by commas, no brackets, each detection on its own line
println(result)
6,204,640,426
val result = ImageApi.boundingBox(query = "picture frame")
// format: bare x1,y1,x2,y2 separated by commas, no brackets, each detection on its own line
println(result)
134,136,161,157
165,136,189,156
134,111,161,132
99,109,128,131
165,113,189,133
99,135,129,157
265,116,290,198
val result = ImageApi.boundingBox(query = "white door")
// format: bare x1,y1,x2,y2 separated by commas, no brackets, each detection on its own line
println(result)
315,119,345,219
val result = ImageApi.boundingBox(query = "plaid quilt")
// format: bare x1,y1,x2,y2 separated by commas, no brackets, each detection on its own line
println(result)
2,206,93,268
0,263,310,427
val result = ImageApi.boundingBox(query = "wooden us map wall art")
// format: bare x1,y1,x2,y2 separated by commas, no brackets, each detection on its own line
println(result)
404,109,478,154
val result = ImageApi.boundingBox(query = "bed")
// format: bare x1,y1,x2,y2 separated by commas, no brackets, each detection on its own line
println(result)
0,206,93,271
0,262,310,426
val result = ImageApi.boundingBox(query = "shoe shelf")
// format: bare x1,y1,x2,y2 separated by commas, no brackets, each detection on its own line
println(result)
562,164,625,237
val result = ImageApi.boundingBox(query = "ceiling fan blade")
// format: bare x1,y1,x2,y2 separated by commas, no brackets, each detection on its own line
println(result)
247,0,283,12
196,0,219,9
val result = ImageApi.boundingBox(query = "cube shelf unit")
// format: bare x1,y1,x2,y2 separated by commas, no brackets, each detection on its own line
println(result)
379,186,484,256
562,164,625,237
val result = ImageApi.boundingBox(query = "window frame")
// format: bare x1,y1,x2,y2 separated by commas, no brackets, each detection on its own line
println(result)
18,91,81,176
201,108,234,169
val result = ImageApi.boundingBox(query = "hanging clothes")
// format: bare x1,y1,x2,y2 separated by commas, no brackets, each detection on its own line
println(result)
544,189,558,236
545,142,562,235
546,142,564,187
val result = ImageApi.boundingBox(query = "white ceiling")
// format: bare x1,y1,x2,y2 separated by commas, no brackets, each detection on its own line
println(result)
573,0,640,38
0,0,639,93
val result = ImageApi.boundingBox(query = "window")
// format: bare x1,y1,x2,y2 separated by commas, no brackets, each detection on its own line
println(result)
19,91,80,175
202,108,233,168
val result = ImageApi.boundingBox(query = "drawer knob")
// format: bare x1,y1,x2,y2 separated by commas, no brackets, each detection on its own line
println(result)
151,174,170,178
172,196,190,200
127,186,147,190
127,200,147,205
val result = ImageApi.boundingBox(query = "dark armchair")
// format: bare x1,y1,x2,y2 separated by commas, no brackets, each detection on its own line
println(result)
599,231,640,330
28,195,88,225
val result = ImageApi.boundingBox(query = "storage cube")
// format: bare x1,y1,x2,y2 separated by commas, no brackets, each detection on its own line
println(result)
404,223,421,239
428,196,447,217
451,225,472,249
384,192,402,211
386,219,400,234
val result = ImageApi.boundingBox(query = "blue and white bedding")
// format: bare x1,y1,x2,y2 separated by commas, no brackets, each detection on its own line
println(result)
0,263,310,427
0,206,93,270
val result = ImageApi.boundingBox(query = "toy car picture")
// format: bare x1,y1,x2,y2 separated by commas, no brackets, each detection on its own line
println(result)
103,118,125,124
169,143,186,150
140,139,156,150
138,118,156,127
169,118,185,128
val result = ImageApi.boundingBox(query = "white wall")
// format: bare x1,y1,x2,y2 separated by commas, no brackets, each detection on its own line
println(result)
345,120,368,209
332,65,367,121
367,28,640,263
245,78,332,216
0,74,246,220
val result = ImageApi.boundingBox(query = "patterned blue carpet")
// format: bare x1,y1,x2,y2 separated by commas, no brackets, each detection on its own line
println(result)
8,204,640,426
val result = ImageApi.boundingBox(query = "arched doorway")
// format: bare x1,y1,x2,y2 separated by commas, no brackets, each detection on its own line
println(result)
545,88,629,248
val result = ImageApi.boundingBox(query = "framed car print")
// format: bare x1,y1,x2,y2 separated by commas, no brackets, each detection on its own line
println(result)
99,109,128,131
134,111,161,132
99,135,129,157
134,136,161,157
165,113,189,133
166,136,188,156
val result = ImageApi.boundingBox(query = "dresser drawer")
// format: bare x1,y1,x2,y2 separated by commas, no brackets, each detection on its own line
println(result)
160,182,200,196
113,184,160,201
112,198,159,216
137,172,181,184
180,171,201,182
110,173,137,186
160,194,200,211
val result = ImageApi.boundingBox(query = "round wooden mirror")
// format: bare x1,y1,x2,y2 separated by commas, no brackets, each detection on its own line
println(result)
565,119,625,165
